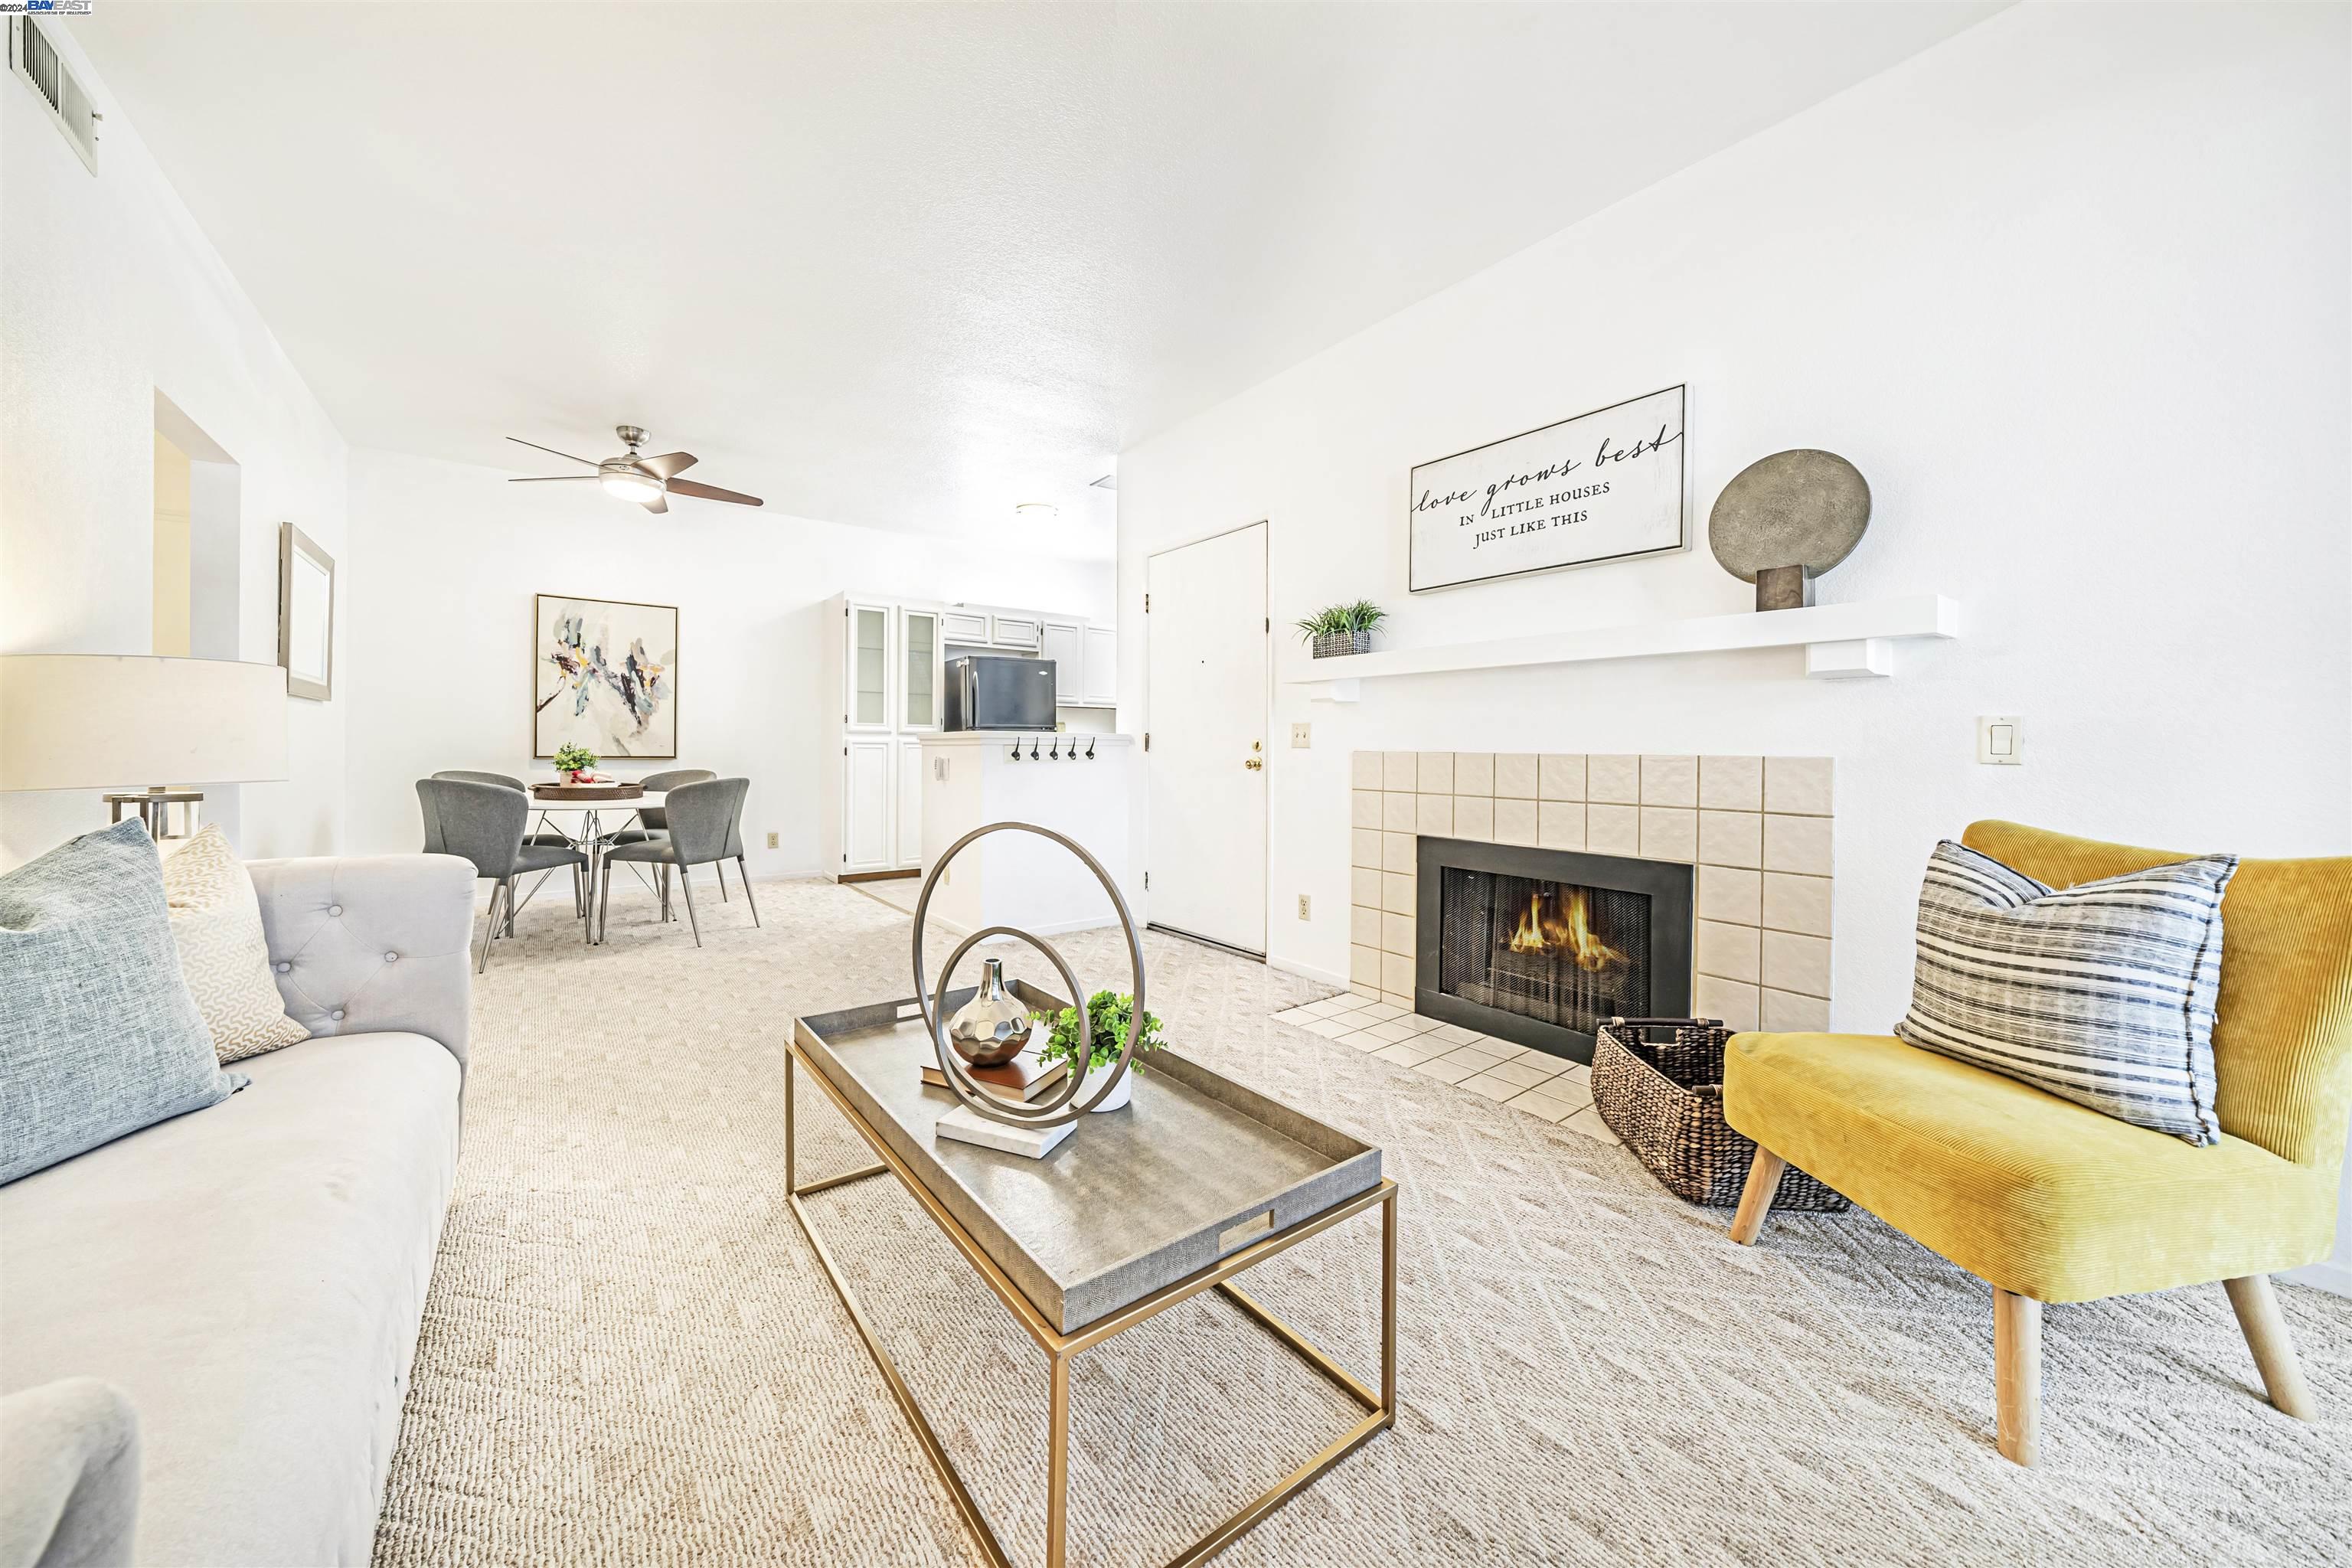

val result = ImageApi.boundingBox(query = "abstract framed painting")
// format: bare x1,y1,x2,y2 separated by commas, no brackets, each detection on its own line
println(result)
533,593,678,759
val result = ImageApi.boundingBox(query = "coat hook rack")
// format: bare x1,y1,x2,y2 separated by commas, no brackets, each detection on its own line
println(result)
1085,738,1096,760
1009,738,1023,761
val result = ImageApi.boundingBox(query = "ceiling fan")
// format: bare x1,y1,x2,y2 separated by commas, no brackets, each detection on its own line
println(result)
506,426,764,514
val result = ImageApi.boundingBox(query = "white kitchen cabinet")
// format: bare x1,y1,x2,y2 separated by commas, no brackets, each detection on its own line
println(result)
896,736,924,869
1040,618,1083,701
900,606,941,730
1081,625,1117,708
843,737,896,873
845,600,893,731
822,590,1116,879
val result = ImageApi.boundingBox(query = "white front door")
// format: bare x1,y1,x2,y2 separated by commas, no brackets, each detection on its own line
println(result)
1146,522,1268,955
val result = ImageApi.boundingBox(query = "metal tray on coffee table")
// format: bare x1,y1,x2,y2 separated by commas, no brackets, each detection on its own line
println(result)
787,980,1396,1568
792,982,1381,1333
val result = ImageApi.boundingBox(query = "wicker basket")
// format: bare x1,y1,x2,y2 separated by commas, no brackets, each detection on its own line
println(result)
1589,1018,1849,1211
1311,629,1373,658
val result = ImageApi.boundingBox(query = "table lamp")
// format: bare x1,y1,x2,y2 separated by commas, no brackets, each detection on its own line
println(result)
0,655,289,840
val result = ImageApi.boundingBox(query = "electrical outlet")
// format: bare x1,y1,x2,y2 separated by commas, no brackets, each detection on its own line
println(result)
1290,722,1312,748
766,831,779,849
1297,893,1311,920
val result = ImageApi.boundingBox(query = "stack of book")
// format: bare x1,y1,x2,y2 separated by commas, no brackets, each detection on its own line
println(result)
926,1052,1076,1158
920,1053,1067,1102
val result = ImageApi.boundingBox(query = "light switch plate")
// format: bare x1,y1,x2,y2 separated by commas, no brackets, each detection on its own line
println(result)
1977,714,2023,765
1290,722,1311,748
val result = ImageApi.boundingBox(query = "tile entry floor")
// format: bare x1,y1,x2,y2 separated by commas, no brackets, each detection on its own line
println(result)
1269,995,1619,1143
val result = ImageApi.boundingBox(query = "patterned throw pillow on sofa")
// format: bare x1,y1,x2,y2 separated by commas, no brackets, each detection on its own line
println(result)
0,820,244,1184
1893,839,2235,1145
160,825,309,1063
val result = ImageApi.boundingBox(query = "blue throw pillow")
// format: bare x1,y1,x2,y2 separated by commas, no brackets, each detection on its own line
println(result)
2,819,245,1184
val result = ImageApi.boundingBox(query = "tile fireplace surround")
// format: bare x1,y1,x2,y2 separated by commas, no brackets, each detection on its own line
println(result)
1348,752,1834,1034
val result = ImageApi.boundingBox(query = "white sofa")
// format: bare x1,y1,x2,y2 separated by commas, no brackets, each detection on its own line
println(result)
2,854,475,1568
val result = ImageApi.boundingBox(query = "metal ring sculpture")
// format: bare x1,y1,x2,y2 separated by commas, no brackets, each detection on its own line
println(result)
910,822,1146,1129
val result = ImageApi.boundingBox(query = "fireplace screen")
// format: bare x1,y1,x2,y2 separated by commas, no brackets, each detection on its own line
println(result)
1436,867,1653,1037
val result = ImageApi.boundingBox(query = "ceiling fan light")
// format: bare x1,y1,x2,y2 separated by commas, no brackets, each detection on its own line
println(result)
599,469,663,504
1014,501,1057,520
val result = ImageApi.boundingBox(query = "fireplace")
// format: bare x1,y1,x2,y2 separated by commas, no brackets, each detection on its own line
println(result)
1415,837,1692,1063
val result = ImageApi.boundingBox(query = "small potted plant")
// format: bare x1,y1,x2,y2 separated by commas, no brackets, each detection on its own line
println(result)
1295,599,1386,658
1033,990,1166,1112
551,743,599,784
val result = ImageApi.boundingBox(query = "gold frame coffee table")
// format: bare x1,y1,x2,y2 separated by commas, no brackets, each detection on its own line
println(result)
789,991,1397,1568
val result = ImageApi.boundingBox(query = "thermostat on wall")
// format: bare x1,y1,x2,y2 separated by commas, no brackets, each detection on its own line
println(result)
1976,715,2023,766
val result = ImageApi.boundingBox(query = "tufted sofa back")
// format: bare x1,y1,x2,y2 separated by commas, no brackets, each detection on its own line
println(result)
245,854,476,1073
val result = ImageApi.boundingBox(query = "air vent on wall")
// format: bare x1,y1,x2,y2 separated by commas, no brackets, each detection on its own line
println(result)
9,18,100,173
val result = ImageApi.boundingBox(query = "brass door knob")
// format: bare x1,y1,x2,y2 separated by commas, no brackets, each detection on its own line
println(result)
1244,757,1263,771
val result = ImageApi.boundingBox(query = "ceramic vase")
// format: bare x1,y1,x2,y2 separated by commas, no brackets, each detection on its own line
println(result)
1087,1068,1133,1112
946,957,1032,1067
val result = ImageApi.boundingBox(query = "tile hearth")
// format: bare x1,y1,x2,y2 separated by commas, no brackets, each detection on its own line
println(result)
1269,995,1619,1145
1347,750,1835,1034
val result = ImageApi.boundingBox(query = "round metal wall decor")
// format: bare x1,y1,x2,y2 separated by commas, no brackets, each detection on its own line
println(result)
1707,449,1872,583
910,821,1146,1129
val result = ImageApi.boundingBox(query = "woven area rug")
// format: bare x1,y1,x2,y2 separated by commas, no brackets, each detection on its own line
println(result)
373,877,2352,1567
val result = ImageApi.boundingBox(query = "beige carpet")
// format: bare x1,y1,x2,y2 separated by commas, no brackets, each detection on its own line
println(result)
374,877,2352,1567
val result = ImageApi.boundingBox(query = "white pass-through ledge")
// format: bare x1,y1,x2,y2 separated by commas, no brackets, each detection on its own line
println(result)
1289,593,1960,700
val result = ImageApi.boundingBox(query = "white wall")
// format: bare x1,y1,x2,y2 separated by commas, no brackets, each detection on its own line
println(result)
0,24,350,867
1117,5,2352,1288
343,447,1113,879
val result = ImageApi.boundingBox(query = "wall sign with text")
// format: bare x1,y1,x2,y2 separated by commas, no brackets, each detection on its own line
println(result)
1409,384,1687,593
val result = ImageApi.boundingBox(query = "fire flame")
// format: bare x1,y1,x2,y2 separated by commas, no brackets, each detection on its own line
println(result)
1506,888,1624,972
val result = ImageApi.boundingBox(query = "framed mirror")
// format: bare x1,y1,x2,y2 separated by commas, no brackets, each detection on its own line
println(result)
278,522,334,701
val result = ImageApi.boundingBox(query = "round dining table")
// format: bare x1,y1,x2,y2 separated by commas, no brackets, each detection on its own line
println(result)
524,783,665,940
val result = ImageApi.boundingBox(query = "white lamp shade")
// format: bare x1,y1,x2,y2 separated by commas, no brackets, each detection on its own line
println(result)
0,655,289,791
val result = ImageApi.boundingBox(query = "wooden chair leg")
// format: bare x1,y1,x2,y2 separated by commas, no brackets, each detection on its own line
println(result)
1994,1287,2042,1465
1727,1146,1787,1245
2224,1275,2318,1420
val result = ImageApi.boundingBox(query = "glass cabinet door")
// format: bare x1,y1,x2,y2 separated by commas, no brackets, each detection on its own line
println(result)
849,603,890,728
901,609,939,729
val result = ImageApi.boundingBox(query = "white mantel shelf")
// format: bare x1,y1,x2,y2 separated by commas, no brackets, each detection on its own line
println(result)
1289,593,1962,701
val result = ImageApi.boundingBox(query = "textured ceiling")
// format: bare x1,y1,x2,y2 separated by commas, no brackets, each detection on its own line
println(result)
77,2,1999,558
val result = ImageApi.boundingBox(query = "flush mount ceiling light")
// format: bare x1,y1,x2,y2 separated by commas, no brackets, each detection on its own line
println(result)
505,425,765,514
1014,502,1057,520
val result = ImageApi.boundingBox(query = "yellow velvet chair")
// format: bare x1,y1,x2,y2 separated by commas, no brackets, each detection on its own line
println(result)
1722,820,2352,1465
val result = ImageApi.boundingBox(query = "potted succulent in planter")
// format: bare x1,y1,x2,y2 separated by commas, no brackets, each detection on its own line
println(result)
1032,990,1166,1112
551,743,600,784
1295,599,1387,658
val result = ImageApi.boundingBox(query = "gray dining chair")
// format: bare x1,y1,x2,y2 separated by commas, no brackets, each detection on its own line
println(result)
609,768,719,917
433,769,583,912
597,777,756,947
416,777,591,970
